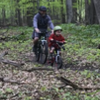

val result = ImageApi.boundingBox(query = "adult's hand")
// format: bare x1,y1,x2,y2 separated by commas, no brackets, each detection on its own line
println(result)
35,28,40,33
51,30,54,34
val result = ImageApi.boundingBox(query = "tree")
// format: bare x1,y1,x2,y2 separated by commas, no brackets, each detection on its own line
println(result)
15,0,22,26
72,0,77,23
93,0,100,24
66,0,73,23
85,0,99,25
61,0,66,23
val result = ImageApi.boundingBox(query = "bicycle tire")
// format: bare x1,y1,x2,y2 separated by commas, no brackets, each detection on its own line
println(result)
39,42,48,64
34,44,40,62
53,56,63,69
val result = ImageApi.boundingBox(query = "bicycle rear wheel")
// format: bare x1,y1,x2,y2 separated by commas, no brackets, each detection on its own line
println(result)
53,56,63,69
39,42,48,64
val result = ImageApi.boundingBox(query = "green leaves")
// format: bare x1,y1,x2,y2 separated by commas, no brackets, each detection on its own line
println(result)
62,24,100,67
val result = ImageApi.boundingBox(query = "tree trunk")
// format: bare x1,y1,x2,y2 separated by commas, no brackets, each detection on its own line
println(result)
72,0,77,23
2,6,6,25
36,0,39,9
66,0,73,23
93,0,100,24
26,7,33,27
85,0,90,24
15,0,22,26
61,0,66,23
90,0,98,24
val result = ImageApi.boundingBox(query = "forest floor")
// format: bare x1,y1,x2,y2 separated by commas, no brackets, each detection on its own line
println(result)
0,27,100,100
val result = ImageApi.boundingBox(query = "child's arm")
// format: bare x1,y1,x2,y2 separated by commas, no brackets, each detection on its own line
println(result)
60,35,66,43
48,34,54,41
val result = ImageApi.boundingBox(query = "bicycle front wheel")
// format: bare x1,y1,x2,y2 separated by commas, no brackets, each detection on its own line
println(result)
34,45,40,62
53,56,63,69
39,42,48,64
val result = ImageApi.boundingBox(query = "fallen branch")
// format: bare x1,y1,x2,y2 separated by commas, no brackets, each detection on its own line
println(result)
0,51,24,67
0,96,7,99
0,77,24,85
23,67,54,72
57,76,100,90
1,59,24,67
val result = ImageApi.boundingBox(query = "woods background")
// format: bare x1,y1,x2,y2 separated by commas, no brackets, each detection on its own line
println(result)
0,0,100,27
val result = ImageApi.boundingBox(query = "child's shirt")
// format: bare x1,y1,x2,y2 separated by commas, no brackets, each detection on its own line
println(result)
48,33,65,48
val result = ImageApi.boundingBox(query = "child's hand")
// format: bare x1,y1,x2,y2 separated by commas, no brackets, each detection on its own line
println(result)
63,41,66,44
50,39,54,41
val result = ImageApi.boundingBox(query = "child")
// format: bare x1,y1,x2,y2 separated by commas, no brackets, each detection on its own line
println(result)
48,26,65,55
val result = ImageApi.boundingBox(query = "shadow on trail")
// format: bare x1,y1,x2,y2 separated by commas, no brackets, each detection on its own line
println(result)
24,52,100,73
64,63,100,73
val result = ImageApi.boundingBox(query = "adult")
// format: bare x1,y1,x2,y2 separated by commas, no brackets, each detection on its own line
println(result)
32,6,54,52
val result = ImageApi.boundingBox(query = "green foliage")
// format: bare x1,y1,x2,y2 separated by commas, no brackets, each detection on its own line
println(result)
5,88,13,93
9,26,33,41
1,26,100,100
25,96,32,100
61,24,100,67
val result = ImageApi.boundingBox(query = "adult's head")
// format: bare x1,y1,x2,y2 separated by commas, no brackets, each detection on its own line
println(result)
54,26,62,36
39,6,47,16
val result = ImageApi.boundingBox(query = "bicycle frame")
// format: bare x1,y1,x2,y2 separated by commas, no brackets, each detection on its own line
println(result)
49,41,65,69
41,36,47,46
55,50,60,62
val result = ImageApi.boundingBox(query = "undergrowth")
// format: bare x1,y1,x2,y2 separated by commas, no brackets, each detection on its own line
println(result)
0,24,100,99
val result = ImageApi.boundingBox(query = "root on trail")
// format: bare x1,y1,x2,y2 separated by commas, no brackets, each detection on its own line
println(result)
57,76,100,90
23,67,54,72
0,77,24,84
0,51,24,67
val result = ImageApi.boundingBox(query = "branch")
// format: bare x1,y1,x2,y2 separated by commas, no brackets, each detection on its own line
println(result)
23,67,54,72
0,77,24,85
57,76,100,90
1,59,24,67
0,51,24,67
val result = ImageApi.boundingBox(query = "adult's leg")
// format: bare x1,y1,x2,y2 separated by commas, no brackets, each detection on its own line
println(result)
32,32,39,52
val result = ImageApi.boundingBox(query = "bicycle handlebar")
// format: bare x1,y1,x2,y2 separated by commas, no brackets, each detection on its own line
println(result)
38,30,51,34
50,40,66,50
51,40,65,45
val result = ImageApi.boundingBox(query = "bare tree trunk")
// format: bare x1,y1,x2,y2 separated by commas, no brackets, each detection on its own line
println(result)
26,7,33,27
85,0,98,25
66,0,73,23
85,0,91,24
36,0,39,9
2,6,6,25
93,0,100,24
77,0,82,23
72,0,77,23
61,0,66,23
90,0,98,24
15,0,22,26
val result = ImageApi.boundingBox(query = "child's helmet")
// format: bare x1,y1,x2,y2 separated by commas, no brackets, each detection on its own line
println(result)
54,26,62,32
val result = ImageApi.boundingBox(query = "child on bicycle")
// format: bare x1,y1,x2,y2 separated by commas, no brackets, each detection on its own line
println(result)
48,26,66,57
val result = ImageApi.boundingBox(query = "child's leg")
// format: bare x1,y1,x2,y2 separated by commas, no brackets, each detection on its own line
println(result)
50,47,55,53
48,47,55,60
